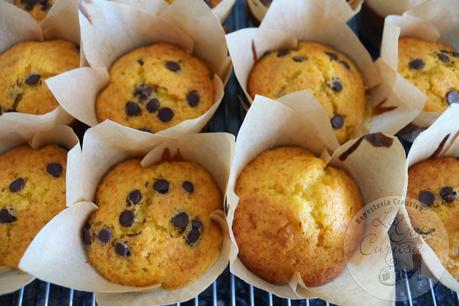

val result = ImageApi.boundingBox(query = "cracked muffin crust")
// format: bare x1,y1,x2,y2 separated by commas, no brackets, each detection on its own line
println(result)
0,40,79,115
83,159,223,289
233,146,364,286
15,0,55,22
0,145,67,267
247,41,366,144
407,157,459,279
398,37,459,113
96,43,216,133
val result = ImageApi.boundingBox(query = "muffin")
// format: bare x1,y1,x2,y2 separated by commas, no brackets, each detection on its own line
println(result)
96,43,216,133
407,157,459,279
247,42,366,143
15,0,54,22
165,0,221,8
0,145,67,267
398,37,459,113
0,40,80,115
233,146,364,286
83,159,223,289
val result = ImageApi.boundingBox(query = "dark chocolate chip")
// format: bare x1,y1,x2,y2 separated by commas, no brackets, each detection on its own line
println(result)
96,228,112,243
126,189,142,205
0,209,17,224
260,0,272,6
137,58,144,65
146,98,160,113
292,56,306,63
133,84,153,100
186,90,200,107
119,210,135,227
157,107,174,122
418,190,435,206
437,53,450,63
185,228,201,245
138,127,152,133
330,79,343,92
165,61,181,72
339,60,351,70
125,101,141,116
277,50,290,57
9,178,25,193
153,179,169,194
409,58,425,70
21,0,37,10
25,73,41,86
114,242,131,257
446,90,459,105
82,223,92,245
191,218,203,232
171,212,189,232
40,1,50,10
440,186,457,202
364,133,394,148
330,114,344,129
46,163,63,178
325,51,339,61
452,51,459,57
182,181,194,193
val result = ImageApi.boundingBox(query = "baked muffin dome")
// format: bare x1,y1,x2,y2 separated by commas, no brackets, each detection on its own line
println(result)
233,146,364,286
83,159,223,289
407,156,459,279
15,0,55,22
96,43,215,133
247,41,366,144
0,40,80,115
0,145,67,267
398,37,459,112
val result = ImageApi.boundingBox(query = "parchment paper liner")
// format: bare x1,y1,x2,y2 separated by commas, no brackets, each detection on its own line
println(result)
365,0,430,16
380,0,459,128
390,104,459,292
226,91,407,305
226,0,424,139
0,0,82,127
112,0,235,23
246,0,363,24
0,119,80,295
50,0,231,137
19,121,234,305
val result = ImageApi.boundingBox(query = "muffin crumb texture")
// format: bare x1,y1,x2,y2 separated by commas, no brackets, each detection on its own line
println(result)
233,146,364,286
84,159,223,289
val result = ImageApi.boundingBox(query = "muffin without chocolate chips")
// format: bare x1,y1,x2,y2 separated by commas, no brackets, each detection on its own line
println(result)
233,146,364,286
83,159,223,289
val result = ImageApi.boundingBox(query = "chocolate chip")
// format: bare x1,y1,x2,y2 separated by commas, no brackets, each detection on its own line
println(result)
40,0,50,10
21,0,37,10
0,209,17,224
437,53,450,63
440,186,457,202
125,101,141,116
171,212,189,232
186,90,200,107
138,127,152,133
446,90,459,105
292,56,306,63
137,58,144,65
330,114,344,129
25,73,41,86
182,181,194,193
126,189,142,205
277,50,290,57
185,228,201,245
146,98,160,113
452,51,459,57
133,84,153,101
157,107,174,122
418,190,435,206
47,163,63,178
191,218,203,232
114,242,131,256
96,228,112,244
165,61,181,72
330,79,343,92
9,178,25,193
409,58,425,70
325,51,339,61
339,60,351,70
119,210,135,227
364,133,394,148
82,223,92,245
153,179,169,194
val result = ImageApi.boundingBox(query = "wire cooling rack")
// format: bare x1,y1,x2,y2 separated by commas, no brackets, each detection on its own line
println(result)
1,0,459,305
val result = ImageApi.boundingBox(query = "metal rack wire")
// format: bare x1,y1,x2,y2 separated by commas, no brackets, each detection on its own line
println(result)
1,1,459,305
